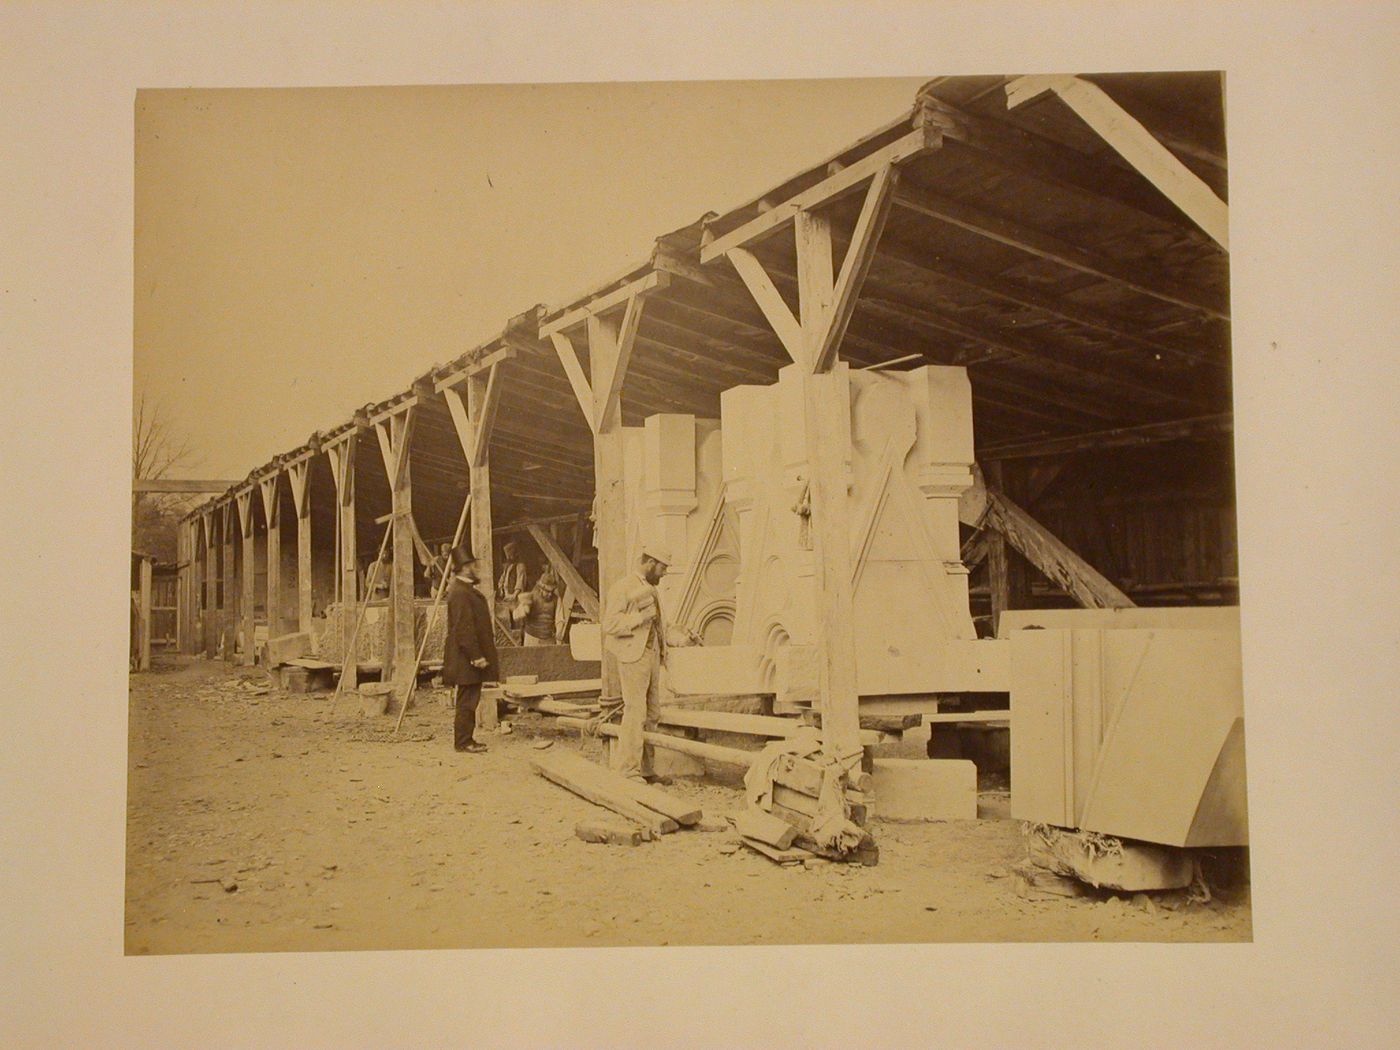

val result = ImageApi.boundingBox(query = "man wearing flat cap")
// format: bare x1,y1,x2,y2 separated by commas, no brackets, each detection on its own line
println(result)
602,541,672,782
442,544,498,754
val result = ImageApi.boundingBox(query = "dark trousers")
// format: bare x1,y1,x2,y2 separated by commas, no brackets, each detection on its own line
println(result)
454,683,482,750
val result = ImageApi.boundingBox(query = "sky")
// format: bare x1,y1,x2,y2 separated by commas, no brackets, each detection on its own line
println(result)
134,78,928,479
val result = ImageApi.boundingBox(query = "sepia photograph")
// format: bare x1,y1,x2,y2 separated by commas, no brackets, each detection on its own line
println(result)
129,72,1248,953
7,2,1396,1045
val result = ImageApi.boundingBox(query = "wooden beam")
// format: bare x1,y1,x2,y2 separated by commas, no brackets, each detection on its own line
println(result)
986,486,1134,610
431,345,515,394
803,369,863,770
293,465,313,633
530,750,679,837
548,331,596,432
978,413,1233,461
133,478,241,494
441,385,476,462
136,555,152,671
286,461,309,519
892,185,1228,320
465,373,495,610
983,462,1029,636
525,522,600,618
367,396,418,429
592,293,645,430
539,270,668,338
1006,75,1229,249
700,125,939,262
813,163,898,372
794,209,834,353
554,718,756,772
221,504,237,661
258,476,283,637
469,362,502,468
707,247,806,367
387,408,417,689
237,496,256,667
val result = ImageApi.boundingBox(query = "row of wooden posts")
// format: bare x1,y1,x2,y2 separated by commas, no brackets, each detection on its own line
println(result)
175,359,504,695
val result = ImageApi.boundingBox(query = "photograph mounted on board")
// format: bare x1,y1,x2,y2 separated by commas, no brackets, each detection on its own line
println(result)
129,72,1247,954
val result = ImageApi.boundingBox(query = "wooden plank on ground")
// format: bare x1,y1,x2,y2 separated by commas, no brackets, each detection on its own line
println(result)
555,718,757,771
613,776,702,826
530,750,678,836
740,837,807,866
504,678,602,699
659,706,884,745
734,808,798,849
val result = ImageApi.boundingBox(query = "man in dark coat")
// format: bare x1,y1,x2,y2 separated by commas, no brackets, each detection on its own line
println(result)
442,545,499,754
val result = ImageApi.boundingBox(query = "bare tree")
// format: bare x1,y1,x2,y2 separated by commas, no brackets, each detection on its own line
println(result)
132,393,200,560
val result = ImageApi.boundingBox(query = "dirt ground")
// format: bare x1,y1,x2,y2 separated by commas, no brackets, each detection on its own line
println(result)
124,658,1251,954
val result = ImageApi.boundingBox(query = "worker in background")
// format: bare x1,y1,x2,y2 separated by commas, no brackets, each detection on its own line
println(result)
519,566,560,647
442,544,498,754
496,540,528,606
602,542,671,783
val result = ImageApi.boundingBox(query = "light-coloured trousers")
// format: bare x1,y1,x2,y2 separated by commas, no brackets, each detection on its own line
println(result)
611,646,662,780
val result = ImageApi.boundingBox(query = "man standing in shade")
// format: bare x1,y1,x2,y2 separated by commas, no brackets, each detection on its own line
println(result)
442,544,498,754
602,542,671,782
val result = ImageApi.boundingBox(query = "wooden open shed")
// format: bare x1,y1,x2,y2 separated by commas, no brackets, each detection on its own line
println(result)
177,72,1233,772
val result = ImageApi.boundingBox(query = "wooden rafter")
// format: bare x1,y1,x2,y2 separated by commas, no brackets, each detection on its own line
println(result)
726,247,806,367
431,345,514,394
548,331,597,432
699,124,938,262
539,271,668,338
718,163,901,375
814,163,898,372
915,93,1206,236
978,413,1233,461
443,362,504,466
1006,75,1229,250
892,184,1228,320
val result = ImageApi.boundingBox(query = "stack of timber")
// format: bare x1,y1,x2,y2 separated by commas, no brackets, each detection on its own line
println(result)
749,751,880,866
531,749,702,839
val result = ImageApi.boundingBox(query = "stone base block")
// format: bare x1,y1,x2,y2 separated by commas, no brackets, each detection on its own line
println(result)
872,758,977,822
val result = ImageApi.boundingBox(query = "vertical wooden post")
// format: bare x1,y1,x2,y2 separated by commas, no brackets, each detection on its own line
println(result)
983,461,1030,636
465,375,495,609
221,503,237,662
287,460,313,634
174,524,185,653
236,490,256,666
259,476,282,638
589,312,628,604
202,512,216,657
445,366,503,610
801,367,862,771
383,411,418,691
138,555,153,672
327,437,359,664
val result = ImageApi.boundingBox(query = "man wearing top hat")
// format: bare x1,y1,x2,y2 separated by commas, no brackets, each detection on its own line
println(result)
602,541,672,782
442,544,499,754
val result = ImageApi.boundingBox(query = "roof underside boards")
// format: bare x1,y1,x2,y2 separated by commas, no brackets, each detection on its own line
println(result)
186,72,1230,536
